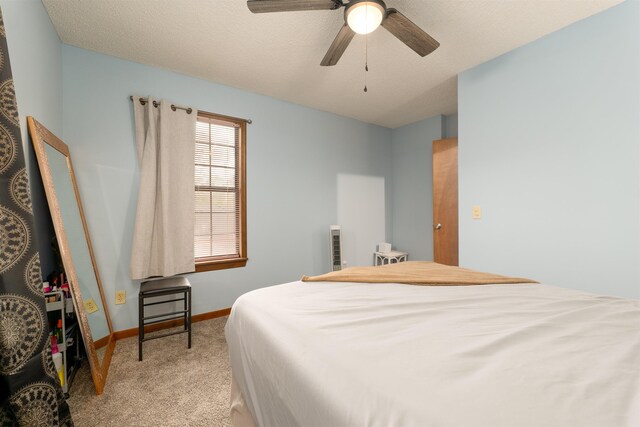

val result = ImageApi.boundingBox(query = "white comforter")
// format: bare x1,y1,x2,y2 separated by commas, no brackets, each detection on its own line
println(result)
225,281,640,427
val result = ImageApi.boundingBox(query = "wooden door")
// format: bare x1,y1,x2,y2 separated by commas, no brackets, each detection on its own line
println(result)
432,138,458,266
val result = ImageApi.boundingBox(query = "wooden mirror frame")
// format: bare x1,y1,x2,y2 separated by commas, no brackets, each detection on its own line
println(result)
27,117,115,395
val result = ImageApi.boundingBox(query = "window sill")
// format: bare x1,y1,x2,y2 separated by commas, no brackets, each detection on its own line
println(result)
195,257,248,273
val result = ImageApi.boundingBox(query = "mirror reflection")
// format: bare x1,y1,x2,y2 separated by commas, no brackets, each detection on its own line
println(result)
28,117,114,395
44,143,110,343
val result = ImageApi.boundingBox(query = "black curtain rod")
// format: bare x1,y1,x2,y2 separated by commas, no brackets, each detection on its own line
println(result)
130,96,193,114
129,96,253,124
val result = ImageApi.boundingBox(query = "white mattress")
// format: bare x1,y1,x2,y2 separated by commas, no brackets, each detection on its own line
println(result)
225,281,640,427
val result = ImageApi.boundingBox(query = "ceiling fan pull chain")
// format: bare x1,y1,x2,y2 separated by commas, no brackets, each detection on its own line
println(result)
364,30,369,93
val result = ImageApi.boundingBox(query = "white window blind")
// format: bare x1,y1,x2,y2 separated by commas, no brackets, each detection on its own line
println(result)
195,115,240,259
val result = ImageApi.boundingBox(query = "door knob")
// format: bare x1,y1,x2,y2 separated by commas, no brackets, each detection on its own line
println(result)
434,223,442,230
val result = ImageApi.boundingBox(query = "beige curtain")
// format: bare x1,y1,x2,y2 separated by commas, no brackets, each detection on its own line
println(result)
130,96,196,280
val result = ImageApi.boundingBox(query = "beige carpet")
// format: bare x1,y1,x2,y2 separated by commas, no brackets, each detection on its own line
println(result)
67,316,231,426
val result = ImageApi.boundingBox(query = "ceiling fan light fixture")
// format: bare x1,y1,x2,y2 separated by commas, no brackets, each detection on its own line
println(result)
346,0,385,35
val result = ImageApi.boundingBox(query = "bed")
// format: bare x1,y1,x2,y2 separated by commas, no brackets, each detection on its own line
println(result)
225,262,640,427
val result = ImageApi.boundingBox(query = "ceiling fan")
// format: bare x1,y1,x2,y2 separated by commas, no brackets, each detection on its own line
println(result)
247,0,440,66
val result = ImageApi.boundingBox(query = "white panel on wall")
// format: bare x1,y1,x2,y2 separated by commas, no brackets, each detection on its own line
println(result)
337,174,386,267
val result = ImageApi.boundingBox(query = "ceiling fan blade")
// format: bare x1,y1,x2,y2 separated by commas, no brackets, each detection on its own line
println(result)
381,8,440,57
247,0,341,13
320,23,355,66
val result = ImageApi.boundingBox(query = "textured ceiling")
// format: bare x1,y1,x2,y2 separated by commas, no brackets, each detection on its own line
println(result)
43,0,622,128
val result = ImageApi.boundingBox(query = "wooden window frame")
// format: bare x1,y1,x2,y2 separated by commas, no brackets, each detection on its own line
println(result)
194,111,248,273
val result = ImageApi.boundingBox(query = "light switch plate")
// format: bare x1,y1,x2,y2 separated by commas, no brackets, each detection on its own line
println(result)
472,205,482,219
115,290,126,305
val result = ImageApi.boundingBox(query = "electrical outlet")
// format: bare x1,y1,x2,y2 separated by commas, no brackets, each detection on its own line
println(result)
115,290,126,305
472,205,482,219
84,298,99,313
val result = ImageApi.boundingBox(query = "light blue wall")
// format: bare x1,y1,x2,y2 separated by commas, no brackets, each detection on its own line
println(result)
458,0,640,298
61,46,393,331
390,115,444,260
12,0,634,339
444,114,458,138
2,0,61,275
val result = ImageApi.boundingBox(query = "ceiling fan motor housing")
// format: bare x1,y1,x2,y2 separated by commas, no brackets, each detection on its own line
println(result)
344,0,387,11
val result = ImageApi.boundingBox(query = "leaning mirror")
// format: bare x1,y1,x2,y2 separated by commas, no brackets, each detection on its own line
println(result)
27,117,115,395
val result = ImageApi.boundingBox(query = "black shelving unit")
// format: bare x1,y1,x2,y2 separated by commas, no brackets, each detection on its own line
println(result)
45,290,81,396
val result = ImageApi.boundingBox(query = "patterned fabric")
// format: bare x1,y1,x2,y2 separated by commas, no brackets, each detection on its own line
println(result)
0,6,73,426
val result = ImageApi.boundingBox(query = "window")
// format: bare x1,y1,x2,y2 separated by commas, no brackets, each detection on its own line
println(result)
194,111,247,272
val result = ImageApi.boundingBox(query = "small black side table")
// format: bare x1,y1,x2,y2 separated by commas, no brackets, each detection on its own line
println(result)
138,276,192,361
